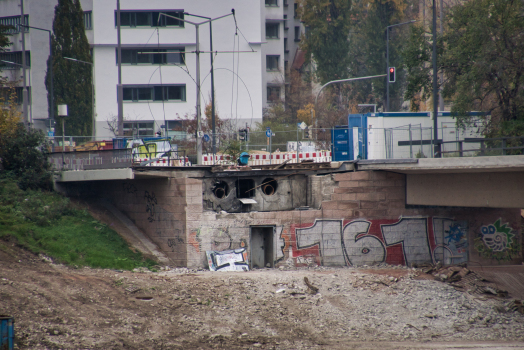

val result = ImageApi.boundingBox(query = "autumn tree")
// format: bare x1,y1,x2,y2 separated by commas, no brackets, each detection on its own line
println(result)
346,0,415,112
46,0,92,136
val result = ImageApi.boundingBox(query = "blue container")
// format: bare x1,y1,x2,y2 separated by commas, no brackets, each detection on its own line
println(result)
238,152,250,166
0,315,14,350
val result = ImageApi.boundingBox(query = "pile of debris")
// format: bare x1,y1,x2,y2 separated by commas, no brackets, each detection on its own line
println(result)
414,262,524,315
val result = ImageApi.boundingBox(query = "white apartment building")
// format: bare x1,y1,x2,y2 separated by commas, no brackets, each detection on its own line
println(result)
0,0,304,138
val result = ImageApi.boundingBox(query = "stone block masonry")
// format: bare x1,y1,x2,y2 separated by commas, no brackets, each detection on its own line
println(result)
78,169,521,269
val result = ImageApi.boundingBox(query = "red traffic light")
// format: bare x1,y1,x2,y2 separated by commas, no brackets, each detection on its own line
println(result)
388,67,396,83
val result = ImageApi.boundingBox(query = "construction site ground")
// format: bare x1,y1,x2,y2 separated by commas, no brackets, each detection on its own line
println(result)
1,238,524,350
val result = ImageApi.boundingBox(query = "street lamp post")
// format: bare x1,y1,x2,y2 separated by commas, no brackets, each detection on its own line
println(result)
18,24,54,124
64,57,96,138
385,20,416,112
313,75,387,130
184,12,217,163
157,11,234,165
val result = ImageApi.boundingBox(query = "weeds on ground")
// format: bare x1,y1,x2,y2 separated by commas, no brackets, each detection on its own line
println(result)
0,178,156,270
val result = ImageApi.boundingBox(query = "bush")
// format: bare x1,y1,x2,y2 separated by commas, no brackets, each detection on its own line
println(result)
0,123,53,191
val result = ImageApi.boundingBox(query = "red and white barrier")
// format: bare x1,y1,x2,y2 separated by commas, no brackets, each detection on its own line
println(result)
202,151,332,166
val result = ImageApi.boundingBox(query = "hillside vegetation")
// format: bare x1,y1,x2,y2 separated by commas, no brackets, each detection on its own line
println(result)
0,177,156,270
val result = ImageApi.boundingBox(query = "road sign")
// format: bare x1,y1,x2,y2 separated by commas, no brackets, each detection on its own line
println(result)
203,134,210,142
266,129,272,137
47,131,54,137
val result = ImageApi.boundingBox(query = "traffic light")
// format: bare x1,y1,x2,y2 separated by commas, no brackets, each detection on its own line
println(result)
239,128,248,141
388,67,396,83
304,126,309,139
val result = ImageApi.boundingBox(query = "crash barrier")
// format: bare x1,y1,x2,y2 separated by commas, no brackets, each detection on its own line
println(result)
202,151,332,166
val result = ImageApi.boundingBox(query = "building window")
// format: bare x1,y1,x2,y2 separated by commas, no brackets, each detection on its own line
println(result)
123,121,155,137
116,48,185,65
115,11,184,28
294,3,298,18
267,86,281,102
84,11,92,30
284,38,289,52
294,26,300,41
0,15,29,34
0,51,30,69
266,55,279,71
284,60,288,72
265,0,278,6
1,87,30,105
122,85,186,102
265,22,279,39
283,14,288,30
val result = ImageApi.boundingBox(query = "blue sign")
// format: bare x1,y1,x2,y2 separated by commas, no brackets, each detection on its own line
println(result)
266,129,272,137
203,134,210,142
47,131,54,137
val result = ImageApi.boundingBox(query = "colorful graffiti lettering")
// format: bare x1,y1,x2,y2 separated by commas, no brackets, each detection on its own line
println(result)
283,217,468,267
474,219,519,261
206,248,249,271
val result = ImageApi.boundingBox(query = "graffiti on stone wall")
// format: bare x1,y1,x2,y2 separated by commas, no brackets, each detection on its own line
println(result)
188,226,247,254
213,228,233,251
122,182,138,196
474,219,520,261
167,237,184,252
144,191,157,222
188,229,202,253
284,217,468,267
206,248,249,271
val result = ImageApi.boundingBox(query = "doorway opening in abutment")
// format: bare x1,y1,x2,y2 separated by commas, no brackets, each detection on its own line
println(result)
250,226,274,269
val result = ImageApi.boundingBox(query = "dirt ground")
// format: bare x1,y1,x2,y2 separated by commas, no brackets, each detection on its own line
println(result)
1,237,524,350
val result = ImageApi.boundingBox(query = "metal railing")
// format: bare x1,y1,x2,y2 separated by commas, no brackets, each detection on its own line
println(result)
46,126,523,170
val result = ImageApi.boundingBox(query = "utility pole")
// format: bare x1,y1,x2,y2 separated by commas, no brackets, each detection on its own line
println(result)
195,26,202,165
432,0,440,157
20,0,28,128
116,0,123,136
158,11,234,165
439,0,444,111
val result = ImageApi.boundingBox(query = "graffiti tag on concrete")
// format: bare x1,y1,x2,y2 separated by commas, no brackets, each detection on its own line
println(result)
144,191,157,222
286,217,468,267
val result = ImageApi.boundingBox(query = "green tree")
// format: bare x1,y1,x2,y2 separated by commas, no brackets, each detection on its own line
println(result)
404,0,524,139
46,0,92,136
298,0,353,85
347,0,414,111
0,123,53,191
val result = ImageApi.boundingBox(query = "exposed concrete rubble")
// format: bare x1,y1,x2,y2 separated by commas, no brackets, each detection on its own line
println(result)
1,244,523,350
